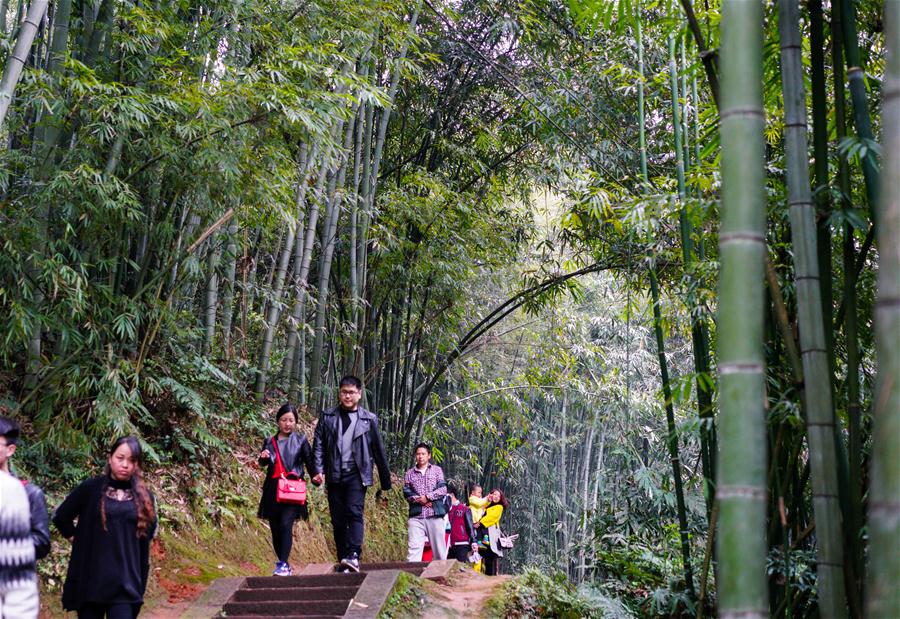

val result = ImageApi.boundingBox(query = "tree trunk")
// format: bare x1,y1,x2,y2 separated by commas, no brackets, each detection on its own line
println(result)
716,0,768,615
778,3,848,614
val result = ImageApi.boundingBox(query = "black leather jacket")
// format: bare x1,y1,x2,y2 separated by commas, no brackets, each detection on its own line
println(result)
313,406,392,490
258,432,315,480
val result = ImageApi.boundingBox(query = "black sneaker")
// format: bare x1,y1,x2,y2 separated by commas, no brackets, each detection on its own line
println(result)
340,553,360,573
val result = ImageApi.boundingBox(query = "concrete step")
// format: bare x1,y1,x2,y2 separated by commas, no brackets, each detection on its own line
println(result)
346,561,427,576
232,586,358,602
360,561,429,570
222,599,351,616
243,573,366,588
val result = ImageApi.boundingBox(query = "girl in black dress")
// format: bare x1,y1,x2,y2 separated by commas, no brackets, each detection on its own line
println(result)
53,436,157,619
257,403,316,576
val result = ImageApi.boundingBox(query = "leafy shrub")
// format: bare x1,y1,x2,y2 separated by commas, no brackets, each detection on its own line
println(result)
488,567,632,618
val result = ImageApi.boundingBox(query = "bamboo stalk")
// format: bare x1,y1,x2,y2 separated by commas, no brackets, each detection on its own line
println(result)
0,0,47,128
716,0,768,616
777,3,848,614
867,2,900,615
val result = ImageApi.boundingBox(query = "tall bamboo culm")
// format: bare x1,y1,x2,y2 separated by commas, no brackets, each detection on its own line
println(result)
715,0,767,616
777,1,848,616
867,1,900,615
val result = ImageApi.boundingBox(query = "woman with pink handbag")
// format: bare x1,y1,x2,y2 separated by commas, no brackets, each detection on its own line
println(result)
257,403,317,576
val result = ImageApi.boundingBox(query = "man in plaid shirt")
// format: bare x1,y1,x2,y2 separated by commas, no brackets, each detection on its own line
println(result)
403,443,448,561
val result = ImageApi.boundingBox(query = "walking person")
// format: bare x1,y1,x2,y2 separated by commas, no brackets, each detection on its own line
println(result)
257,403,317,576
0,416,50,561
403,443,448,562
0,470,38,619
53,436,157,619
446,485,478,563
477,489,508,576
313,376,392,572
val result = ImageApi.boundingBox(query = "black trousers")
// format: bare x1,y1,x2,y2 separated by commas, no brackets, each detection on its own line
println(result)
448,544,470,563
481,546,501,575
77,602,141,619
268,503,302,563
326,476,367,559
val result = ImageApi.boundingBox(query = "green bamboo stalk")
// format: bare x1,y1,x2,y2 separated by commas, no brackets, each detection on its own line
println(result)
867,3,900,615
220,219,239,357
777,2,848,615
637,15,647,185
671,33,716,514
808,0,836,378
832,0,865,597
716,0,768,616
0,0,48,129
837,0,880,214
649,261,696,598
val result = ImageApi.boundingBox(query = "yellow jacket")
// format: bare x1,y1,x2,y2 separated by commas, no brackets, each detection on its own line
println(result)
479,504,504,528
468,495,489,523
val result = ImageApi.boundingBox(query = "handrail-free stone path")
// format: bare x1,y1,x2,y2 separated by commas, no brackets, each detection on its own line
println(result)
180,560,456,618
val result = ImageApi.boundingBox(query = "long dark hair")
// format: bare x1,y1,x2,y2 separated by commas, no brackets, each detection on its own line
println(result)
490,489,509,509
101,436,155,538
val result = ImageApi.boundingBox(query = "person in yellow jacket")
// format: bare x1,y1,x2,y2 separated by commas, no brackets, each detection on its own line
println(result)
468,485,489,524
476,489,508,576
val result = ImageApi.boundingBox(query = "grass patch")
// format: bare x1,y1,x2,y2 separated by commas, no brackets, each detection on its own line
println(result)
378,571,427,619
485,567,634,619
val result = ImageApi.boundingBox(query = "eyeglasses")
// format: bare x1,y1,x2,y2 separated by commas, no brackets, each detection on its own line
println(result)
339,390,360,396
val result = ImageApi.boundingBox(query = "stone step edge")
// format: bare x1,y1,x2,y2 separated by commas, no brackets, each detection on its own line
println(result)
299,559,456,583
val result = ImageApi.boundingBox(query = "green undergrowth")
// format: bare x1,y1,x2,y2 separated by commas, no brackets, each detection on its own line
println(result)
378,571,428,619
486,567,635,619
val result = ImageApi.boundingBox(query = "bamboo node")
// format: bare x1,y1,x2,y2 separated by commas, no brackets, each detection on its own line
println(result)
719,362,764,375
720,108,766,121
717,485,766,500
719,232,765,244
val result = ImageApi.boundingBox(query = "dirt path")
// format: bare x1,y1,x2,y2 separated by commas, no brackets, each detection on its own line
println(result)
426,569,510,617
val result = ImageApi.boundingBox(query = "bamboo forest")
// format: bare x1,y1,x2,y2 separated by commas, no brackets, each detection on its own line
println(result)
0,0,896,616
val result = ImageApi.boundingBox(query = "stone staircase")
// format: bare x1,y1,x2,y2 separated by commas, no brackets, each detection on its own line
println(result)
184,561,455,619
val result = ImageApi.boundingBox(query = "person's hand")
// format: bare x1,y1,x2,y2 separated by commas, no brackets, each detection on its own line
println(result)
471,543,478,552
417,496,429,505
425,501,433,508
312,473,324,485
259,449,271,460
68,536,75,543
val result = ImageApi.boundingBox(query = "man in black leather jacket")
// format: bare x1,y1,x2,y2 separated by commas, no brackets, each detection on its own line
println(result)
312,376,391,572
0,416,51,561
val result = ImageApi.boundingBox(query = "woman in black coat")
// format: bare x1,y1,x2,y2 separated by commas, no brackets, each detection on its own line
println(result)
53,436,157,619
258,403,316,576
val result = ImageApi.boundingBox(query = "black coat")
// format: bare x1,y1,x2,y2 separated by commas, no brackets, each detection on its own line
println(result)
257,432,315,480
257,432,315,520
52,475,157,611
313,406,391,489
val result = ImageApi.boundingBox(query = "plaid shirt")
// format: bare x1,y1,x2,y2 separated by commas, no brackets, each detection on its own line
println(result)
403,464,447,519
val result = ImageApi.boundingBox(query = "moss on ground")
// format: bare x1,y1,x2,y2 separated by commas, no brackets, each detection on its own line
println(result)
378,571,427,619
